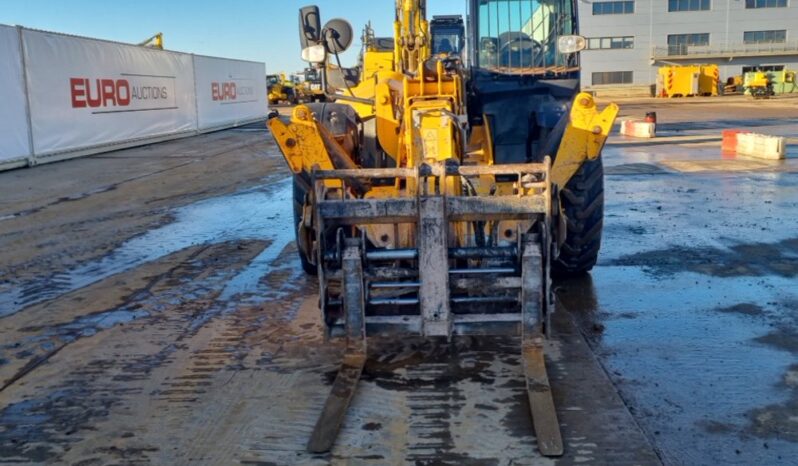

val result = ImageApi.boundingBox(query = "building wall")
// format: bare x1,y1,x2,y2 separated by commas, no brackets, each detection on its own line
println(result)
578,0,798,92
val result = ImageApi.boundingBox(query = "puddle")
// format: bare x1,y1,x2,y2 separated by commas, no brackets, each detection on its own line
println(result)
0,178,295,318
61,308,152,338
600,168,798,262
610,237,798,278
219,233,296,302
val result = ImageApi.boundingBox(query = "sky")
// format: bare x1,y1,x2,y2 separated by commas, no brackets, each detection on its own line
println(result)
1,0,467,74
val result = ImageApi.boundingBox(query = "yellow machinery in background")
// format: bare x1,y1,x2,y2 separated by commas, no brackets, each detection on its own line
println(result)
744,69,797,97
724,75,744,95
745,71,774,99
299,67,326,102
268,0,618,457
267,73,299,105
658,65,719,97
138,33,164,50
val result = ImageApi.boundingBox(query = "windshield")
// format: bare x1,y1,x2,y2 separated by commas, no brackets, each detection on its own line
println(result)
432,27,463,56
305,69,319,83
476,0,575,71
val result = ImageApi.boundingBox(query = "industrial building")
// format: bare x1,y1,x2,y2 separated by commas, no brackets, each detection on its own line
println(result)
578,0,798,95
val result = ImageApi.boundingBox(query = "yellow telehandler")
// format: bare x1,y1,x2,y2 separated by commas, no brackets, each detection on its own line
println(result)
268,0,618,457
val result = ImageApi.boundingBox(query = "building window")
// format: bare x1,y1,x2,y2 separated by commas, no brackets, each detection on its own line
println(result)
668,0,711,11
744,30,787,44
592,71,634,85
592,1,635,15
745,0,787,8
587,36,635,50
742,65,784,73
667,33,710,54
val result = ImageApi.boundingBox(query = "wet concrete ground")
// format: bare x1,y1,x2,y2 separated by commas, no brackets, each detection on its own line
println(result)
564,98,798,465
1,99,797,464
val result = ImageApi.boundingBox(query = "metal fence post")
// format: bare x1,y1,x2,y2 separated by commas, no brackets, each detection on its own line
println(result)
17,26,37,167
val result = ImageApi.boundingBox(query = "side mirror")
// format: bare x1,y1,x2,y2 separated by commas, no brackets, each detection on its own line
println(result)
301,44,327,64
323,18,354,54
557,35,587,54
299,5,322,50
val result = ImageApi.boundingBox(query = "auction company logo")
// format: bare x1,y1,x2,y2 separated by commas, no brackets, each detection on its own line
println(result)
212,82,236,101
70,76,176,112
211,81,255,102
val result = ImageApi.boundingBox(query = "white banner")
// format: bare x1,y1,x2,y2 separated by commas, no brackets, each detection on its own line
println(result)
0,25,32,163
23,29,197,156
194,55,267,130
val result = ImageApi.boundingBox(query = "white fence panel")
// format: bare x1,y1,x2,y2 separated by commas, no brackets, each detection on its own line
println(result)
194,55,267,130
23,29,197,157
0,25,32,165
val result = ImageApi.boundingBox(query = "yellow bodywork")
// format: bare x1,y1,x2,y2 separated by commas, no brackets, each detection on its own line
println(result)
551,93,619,188
268,107,335,175
268,0,618,255
748,72,771,89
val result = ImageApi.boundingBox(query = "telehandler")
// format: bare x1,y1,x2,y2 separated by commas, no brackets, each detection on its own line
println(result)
268,0,618,456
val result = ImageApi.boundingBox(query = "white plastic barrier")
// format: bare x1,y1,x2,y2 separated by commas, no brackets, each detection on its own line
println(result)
736,133,786,160
0,25,32,167
23,29,198,158
620,119,656,138
194,55,267,130
0,25,268,171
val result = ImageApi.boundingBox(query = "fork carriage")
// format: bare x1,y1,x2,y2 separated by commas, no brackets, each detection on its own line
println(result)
305,160,564,456
312,160,555,339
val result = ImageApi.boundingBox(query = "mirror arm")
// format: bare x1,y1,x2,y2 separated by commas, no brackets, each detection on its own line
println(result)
326,93,375,105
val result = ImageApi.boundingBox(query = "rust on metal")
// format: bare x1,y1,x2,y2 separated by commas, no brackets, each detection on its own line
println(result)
523,341,564,457
307,347,367,453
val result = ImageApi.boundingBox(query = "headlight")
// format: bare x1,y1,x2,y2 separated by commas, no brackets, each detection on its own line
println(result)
557,35,587,54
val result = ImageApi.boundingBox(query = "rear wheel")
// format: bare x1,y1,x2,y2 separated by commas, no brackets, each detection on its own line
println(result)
553,157,604,276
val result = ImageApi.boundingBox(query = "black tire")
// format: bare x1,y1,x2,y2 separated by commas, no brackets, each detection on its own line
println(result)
553,157,604,276
292,176,317,276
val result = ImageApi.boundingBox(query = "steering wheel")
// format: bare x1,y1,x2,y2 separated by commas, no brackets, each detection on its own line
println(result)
498,33,543,67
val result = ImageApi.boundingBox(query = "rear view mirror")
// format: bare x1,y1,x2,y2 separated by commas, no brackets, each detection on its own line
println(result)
323,18,353,54
299,5,321,50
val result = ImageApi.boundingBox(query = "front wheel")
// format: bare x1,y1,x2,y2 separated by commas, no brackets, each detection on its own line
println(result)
292,177,317,276
553,157,604,276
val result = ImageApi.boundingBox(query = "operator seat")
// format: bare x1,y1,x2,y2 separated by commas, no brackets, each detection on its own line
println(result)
438,38,453,55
